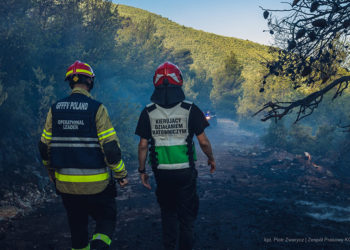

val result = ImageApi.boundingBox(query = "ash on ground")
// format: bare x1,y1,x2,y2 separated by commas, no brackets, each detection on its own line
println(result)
1,119,349,250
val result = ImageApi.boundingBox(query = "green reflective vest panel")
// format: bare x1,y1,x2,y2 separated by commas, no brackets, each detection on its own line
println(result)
147,101,196,170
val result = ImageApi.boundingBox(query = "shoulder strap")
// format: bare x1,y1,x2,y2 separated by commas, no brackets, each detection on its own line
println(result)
146,103,157,113
180,100,193,110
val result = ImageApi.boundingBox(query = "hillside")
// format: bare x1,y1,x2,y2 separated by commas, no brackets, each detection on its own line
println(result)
117,4,272,79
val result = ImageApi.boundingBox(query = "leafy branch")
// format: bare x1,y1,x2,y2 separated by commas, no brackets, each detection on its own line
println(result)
255,75,350,122
257,0,350,122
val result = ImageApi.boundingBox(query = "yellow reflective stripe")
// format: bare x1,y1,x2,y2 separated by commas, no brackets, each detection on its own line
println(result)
116,162,125,171
43,129,52,136
55,172,109,183
98,128,116,140
72,244,90,250
92,233,112,246
66,70,73,77
42,160,49,166
84,63,91,68
99,131,116,140
42,129,52,140
111,160,124,171
97,128,114,137
76,69,93,76
42,133,52,140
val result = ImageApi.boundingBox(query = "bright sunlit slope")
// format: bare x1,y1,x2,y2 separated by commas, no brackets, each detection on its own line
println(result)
117,4,272,77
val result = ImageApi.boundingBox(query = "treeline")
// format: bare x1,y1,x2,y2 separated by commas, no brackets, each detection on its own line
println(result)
118,5,270,76
0,0,120,168
0,0,195,170
118,5,350,126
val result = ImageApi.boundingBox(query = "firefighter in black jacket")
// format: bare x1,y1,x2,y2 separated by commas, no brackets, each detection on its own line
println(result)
38,61,128,250
135,62,216,250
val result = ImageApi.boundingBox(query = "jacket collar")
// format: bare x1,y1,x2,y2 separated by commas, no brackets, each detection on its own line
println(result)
71,87,92,98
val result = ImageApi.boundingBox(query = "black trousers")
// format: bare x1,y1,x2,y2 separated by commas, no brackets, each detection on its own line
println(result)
61,183,117,249
154,168,199,250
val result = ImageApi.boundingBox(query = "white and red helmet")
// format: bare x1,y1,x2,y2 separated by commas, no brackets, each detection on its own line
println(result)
153,62,183,87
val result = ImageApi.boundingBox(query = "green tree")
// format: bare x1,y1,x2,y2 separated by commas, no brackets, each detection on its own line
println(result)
0,0,126,169
183,68,213,109
262,120,288,149
211,52,244,117
111,15,173,103
286,124,315,154
171,49,194,74
313,124,336,156
112,16,198,105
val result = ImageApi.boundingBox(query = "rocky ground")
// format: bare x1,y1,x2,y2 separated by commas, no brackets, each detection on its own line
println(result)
1,119,350,250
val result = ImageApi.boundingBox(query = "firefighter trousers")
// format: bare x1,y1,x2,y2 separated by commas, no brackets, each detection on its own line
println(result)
61,183,117,249
155,167,199,250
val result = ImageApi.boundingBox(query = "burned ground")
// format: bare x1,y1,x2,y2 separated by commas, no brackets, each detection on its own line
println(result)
1,119,350,250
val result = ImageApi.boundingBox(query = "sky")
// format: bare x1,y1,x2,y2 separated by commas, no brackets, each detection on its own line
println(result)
113,0,288,45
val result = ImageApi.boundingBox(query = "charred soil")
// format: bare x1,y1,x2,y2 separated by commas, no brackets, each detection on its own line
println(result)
1,119,350,250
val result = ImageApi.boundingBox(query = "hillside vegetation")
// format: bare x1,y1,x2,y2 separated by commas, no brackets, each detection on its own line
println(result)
118,5,271,77
118,4,283,119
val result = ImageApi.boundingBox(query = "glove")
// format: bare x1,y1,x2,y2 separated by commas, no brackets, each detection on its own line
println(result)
113,170,128,187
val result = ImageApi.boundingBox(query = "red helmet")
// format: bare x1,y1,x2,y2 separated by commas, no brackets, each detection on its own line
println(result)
65,60,95,80
153,62,183,87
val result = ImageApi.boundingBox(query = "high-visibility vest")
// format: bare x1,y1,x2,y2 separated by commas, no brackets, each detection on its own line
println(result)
51,93,109,183
147,101,196,170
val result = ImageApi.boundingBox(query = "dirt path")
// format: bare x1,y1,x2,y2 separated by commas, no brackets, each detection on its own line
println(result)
1,119,350,250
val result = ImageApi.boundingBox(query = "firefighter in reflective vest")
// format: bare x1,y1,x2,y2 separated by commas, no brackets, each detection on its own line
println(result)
135,62,216,250
38,60,128,250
